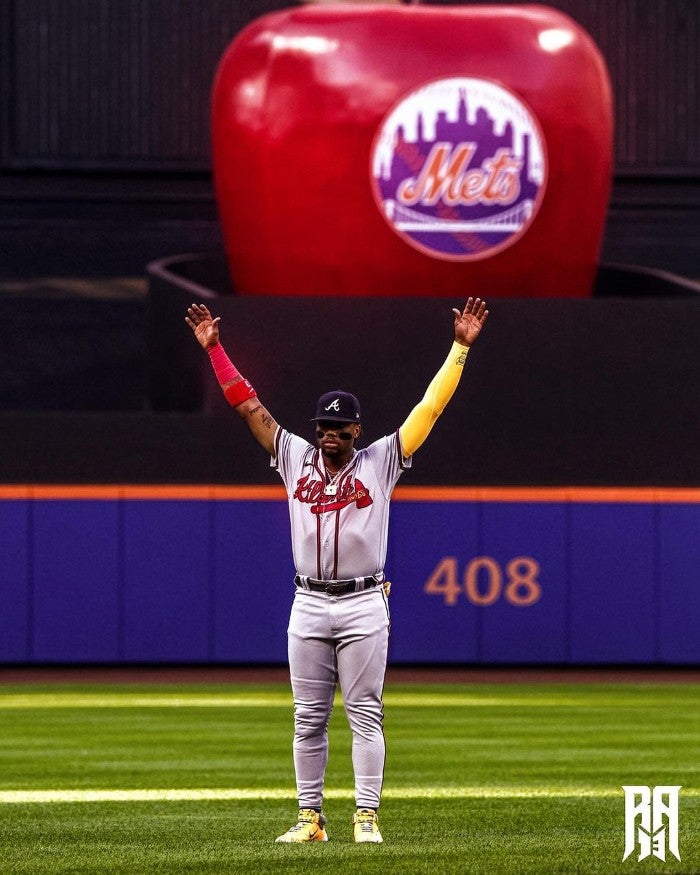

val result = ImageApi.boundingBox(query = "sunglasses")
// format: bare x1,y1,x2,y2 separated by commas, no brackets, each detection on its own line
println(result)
316,423,354,440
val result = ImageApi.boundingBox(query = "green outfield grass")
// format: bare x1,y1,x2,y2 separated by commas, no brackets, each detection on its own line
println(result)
0,681,697,873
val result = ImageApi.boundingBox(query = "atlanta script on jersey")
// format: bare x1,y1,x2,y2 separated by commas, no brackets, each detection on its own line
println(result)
272,428,412,581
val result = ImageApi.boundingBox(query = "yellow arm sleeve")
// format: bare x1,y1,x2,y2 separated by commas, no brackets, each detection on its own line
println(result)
399,341,470,458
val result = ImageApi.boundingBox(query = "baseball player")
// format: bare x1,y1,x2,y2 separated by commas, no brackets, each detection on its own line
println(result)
185,297,488,843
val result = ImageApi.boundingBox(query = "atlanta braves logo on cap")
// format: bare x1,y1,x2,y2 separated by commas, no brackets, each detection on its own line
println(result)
370,76,547,261
311,390,361,423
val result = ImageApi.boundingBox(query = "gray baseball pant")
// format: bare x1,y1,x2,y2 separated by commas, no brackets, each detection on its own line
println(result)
287,586,390,810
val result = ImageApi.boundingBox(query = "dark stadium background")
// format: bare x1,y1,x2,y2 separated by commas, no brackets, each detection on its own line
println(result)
0,0,697,666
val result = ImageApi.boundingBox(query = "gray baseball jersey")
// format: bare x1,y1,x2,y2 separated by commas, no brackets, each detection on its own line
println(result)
272,427,412,580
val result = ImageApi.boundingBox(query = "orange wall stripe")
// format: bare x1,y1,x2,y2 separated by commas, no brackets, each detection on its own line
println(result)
8,485,287,501
29,485,123,500
1,485,700,503
393,486,700,503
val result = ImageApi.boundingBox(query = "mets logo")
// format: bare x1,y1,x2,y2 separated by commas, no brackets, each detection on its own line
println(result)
370,77,547,261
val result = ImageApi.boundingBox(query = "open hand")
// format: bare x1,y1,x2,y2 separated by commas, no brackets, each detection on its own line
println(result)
452,297,489,347
185,303,220,349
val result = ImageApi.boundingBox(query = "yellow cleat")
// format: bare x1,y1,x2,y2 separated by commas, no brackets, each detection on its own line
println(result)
275,808,329,843
353,808,383,843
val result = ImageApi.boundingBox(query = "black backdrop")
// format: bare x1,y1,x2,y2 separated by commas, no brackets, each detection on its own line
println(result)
4,257,696,487
145,258,700,487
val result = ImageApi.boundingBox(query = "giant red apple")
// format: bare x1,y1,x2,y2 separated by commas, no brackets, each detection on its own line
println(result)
212,4,612,297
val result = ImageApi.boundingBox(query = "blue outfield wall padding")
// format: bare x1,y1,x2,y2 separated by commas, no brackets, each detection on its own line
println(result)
387,502,480,663
213,501,293,662
658,505,700,663
0,500,30,660
122,500,211,661
569,504,656,663
478,502,569,664
1,491,699,664
32,501,120,662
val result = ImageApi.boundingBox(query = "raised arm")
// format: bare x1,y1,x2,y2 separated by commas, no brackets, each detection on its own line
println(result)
399,297,488,458
185,303,278,455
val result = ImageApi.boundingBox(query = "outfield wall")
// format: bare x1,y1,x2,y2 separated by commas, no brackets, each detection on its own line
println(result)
1,486,698,665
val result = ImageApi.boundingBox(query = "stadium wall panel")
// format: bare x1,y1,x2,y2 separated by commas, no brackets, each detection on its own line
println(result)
32,500,121,662
1,487,698,665
0,500,30,661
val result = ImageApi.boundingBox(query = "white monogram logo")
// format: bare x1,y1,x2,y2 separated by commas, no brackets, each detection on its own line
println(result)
324,399,341,411
622,785,681,862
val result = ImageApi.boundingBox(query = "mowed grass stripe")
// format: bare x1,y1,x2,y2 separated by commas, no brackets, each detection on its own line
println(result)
0,693,292,709
0,687,693,710
6,785,697,804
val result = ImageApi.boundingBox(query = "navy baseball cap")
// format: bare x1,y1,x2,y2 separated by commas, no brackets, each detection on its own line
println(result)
311,390,361,423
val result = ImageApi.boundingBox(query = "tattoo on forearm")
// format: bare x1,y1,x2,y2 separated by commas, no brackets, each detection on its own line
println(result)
246,404,273,430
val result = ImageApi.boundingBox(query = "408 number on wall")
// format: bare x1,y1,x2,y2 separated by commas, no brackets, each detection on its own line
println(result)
424,556,541,607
